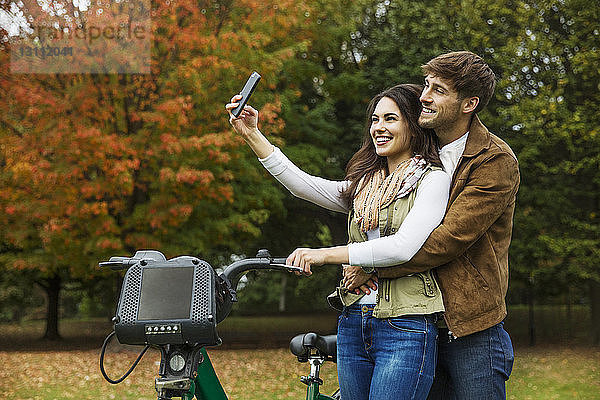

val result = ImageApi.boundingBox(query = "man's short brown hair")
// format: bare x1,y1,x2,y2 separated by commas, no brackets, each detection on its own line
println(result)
422,51,496,114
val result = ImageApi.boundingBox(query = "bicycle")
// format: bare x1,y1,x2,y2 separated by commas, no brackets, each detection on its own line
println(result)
99,248,340,400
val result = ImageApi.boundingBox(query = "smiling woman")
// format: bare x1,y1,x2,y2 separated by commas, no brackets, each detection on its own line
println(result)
341,84,443,211
225,83,451,400
370,97,412,171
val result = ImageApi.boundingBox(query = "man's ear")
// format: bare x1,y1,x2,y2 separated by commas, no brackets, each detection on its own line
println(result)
462,97,479,114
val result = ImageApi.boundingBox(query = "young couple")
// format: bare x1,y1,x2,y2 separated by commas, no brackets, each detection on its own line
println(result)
226,51,519,400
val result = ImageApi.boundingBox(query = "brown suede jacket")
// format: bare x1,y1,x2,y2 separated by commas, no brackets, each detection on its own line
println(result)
376,116,520,337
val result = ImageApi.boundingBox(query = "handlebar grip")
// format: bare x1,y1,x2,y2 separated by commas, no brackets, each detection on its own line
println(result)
99,261,125,269
270,258,304,273
98,257,138,270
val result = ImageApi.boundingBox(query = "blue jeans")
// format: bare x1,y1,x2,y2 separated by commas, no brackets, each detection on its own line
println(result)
337,304,438,400
427,322,514,400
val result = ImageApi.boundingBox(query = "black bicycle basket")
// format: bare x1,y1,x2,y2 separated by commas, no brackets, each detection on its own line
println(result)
112,251,220,347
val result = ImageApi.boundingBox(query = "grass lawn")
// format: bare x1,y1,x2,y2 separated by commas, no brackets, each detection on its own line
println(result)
0,345,598,399
0,308,598,399
0,348,339,399
507,346,600,399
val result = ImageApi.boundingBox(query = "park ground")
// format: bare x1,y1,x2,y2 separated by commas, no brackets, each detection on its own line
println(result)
0,306,598,399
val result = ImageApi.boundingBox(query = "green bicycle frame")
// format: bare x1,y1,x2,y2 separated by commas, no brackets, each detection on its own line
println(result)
179,348,227,400
181,348,337,400
303,357,338,400
305,381,337,400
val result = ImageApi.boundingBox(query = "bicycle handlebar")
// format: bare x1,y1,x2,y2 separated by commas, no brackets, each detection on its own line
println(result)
99,250,298,282
220,255,300,292
99,258,140,270
99,249,298,324
99,250,168,270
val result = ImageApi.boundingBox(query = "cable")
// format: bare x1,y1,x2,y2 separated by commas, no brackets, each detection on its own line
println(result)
100,330,151,384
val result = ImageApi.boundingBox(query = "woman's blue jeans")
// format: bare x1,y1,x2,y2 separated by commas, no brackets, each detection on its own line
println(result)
336,304,438,400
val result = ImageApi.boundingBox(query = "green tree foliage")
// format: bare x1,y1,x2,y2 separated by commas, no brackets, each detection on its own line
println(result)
488,1,599,342
493,0,599,288
245,0,599,325
338,0,599,295
235,0,368,313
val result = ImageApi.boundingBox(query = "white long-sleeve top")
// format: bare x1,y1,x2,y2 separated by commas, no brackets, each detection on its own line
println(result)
259,147,451,269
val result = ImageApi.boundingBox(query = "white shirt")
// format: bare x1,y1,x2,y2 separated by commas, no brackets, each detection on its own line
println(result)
259,147,451,269
439,132,469,179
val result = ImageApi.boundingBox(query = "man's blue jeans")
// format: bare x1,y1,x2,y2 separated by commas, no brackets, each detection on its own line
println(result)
337,304,438,400
427,322,514,399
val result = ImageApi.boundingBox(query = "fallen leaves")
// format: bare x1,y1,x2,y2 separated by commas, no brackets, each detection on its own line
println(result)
0,347,339,400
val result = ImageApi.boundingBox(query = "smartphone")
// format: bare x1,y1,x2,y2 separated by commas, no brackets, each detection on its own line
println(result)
231,71,261,118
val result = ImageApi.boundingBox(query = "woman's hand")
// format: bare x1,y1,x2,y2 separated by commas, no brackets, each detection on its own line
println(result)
225,94,274,159
286,248,327,276
286,246,349,276
225,94,259,138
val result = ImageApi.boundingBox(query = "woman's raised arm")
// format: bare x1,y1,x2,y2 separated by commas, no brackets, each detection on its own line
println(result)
226,95,349,213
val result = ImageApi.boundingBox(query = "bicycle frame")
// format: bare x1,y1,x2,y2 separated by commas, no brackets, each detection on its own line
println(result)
306,385,337,400
302,357,338,400
191,348,227,400
181,348,337,400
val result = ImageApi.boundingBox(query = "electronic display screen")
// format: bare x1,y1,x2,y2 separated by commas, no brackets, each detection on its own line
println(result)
138,267,194,321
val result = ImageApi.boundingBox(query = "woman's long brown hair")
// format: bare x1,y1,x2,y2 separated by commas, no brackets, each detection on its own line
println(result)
340,84,442,205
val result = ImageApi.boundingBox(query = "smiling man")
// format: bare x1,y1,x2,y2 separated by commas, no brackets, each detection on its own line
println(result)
344,51,520,399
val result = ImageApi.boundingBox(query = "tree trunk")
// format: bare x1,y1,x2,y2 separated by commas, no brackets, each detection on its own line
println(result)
42,275,62,340
566,287,572,340
278,273,287,313
590,279,600,345
528,274,536,346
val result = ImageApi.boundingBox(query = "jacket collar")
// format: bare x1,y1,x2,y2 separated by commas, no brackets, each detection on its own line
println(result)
462,115,492,158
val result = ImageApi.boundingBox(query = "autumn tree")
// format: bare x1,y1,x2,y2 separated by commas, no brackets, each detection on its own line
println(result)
0,0,322,338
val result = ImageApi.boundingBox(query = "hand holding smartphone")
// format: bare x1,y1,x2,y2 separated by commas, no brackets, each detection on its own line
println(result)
226,71,274,159
231,71,261,118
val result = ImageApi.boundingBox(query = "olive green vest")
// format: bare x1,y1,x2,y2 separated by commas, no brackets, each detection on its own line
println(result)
333,167,445,318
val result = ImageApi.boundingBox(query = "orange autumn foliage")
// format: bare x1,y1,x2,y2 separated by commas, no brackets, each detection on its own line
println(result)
0,0,317,284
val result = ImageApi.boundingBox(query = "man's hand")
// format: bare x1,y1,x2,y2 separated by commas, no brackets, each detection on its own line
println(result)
343,265,378,295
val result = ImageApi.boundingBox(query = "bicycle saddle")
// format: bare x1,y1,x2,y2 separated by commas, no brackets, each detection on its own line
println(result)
289,332,337,362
